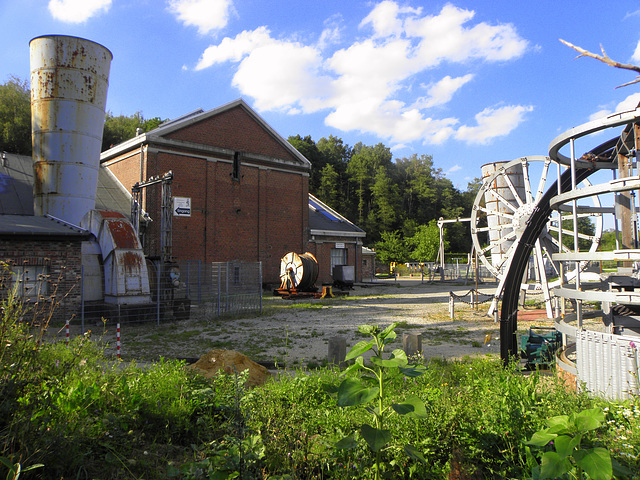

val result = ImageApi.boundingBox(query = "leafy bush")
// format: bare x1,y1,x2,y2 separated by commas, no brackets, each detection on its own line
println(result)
0,287,247,479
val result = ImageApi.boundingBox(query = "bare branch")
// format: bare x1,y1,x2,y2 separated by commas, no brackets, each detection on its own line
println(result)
616,77,640,89
559,38,640,78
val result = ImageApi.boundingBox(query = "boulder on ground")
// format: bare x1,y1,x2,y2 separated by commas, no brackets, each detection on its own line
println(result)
189,349,271,387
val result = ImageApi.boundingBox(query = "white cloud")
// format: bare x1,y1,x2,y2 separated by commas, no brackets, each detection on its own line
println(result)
415,74,474,109
616,92,640,111
193,1,530,145
48,0,111,23
589,93,640,121
168,0,232,35
232,42,332,112
589,109,611,122
360,0,421,38
454,104,533,144
317,15,343,50
632,39,640,63
446,164,462,174
195,27,275,70
405,4,527,66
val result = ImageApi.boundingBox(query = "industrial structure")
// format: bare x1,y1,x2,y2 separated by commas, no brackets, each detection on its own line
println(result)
471,157,603,318
488,107,640,399
0,35,367,323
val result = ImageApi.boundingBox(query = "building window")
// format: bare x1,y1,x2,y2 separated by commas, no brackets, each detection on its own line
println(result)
10,265,49,300
330,248,347,274
232,151,241,181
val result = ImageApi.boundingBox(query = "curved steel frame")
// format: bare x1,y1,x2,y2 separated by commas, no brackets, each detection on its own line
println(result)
498,121,631,362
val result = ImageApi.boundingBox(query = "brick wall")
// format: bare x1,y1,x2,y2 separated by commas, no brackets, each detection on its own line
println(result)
102,102,312,285
306,238,363,285
0,237,84,324
166,105,301,163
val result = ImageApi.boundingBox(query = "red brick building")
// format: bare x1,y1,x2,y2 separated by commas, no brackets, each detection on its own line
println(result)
101,99,364,286
0,214,89,322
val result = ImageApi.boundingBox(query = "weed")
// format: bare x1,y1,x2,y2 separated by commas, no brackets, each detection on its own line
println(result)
526,408,631,479
330,323,428,480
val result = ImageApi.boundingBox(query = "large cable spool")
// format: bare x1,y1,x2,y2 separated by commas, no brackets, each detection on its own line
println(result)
279,252,319,291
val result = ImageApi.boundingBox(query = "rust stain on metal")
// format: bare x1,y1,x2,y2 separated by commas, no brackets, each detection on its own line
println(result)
33,162,46,195
99,210,126,219
120,251,143,270
107,219,139,249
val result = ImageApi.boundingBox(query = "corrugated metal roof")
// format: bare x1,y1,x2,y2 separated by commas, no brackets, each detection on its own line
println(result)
0,214,89,236
0,152,132,217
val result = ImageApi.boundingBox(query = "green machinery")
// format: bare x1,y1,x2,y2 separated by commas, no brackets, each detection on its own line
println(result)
520,326,561,369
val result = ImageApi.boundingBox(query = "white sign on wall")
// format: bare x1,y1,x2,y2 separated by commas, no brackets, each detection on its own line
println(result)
173,197,191,217
335,242,345,249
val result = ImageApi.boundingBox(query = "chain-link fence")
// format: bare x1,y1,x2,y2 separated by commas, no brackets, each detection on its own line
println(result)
182,261,263,320
81,260,262,326
399,262,495,283
1,258,263,328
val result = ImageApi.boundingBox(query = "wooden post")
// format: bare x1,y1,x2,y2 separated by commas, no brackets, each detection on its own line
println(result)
619,146,633,267
328,336,346,367
403,332,422,358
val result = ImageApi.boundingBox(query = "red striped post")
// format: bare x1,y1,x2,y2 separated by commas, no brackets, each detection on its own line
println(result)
65,319,69,345
116,323,121,359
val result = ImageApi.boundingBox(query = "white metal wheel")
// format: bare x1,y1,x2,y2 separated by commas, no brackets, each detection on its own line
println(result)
471,156,603,316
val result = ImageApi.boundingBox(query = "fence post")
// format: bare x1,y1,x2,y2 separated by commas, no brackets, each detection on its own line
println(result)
80,264,85,334
258,261,263,314
217,263,221,317
156,261,161,326
198,260,202,303
186,260,190,300
449,293,454,319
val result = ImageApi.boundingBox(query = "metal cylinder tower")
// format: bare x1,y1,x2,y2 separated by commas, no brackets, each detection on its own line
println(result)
30,35,112,226
480,161,526,274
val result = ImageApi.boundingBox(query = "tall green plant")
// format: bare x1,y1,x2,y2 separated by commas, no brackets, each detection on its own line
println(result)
332,322,427,479
525,407,629,480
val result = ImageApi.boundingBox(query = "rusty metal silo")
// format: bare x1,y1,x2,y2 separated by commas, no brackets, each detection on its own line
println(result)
30,35,112,226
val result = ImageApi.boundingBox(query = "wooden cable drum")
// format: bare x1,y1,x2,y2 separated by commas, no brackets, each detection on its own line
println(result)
279,252,319,290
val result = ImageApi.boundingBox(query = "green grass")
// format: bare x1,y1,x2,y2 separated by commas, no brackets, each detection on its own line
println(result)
2,292,640,479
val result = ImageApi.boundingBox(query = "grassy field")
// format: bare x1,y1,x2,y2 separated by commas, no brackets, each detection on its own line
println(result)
2,289,640,479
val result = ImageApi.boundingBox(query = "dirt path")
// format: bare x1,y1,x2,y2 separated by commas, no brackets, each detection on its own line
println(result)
64,278,552,368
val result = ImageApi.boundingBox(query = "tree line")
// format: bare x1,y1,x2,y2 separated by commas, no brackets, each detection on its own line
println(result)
1,76,478,262
288,134,478,261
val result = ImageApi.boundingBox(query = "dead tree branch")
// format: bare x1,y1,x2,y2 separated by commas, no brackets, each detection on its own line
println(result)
560,38,640,88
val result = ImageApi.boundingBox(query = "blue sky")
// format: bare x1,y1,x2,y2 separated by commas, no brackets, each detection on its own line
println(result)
2,0,640,190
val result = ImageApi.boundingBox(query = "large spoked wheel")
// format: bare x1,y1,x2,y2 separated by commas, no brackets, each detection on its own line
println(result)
471,156,603,316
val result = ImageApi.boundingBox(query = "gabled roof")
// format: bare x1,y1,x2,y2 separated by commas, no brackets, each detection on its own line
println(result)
0,153,132,218
308,194,365,238
100,99,311,169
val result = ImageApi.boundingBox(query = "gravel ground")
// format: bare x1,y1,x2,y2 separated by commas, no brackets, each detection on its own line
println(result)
52,278,561,368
